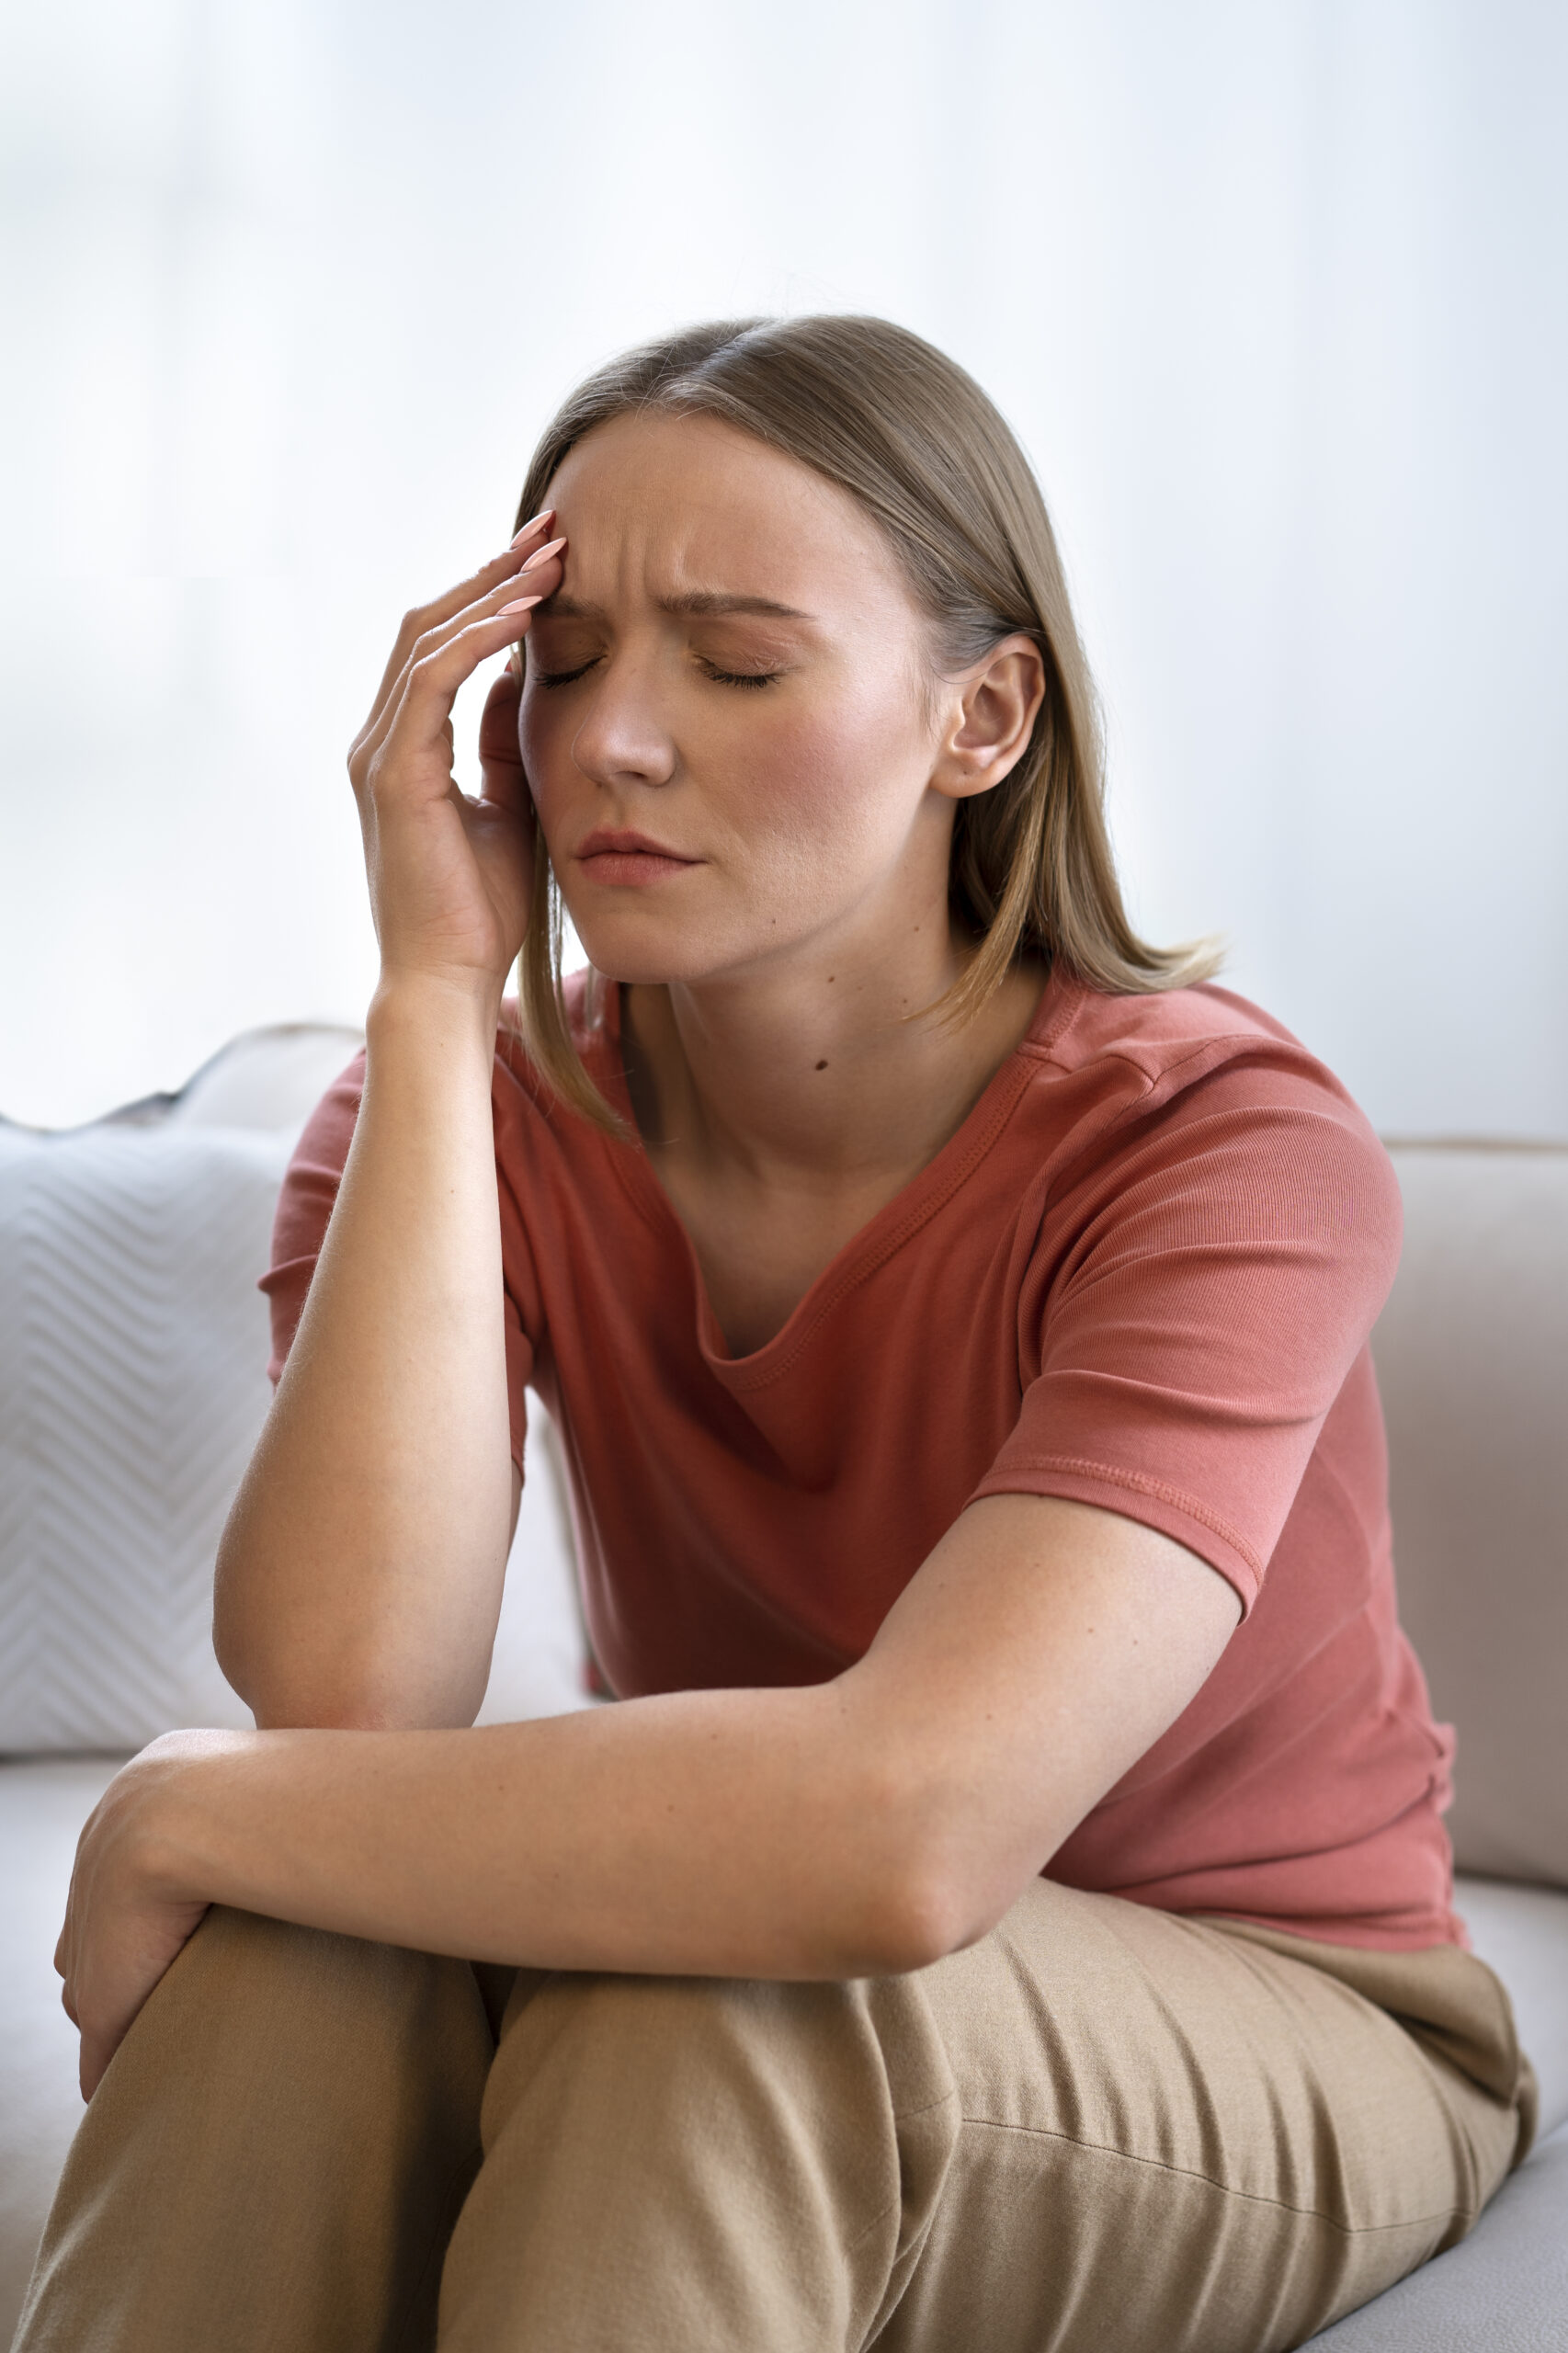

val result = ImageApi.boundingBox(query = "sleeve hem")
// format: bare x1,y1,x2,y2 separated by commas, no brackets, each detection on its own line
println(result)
966,1456,1264,1616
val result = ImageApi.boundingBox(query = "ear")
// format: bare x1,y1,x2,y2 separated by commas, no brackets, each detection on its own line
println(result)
929,635,1046,802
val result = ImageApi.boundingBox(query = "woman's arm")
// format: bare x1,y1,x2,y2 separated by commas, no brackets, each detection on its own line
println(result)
213,522,565,1732
214,982,517,1730
62,1491,1240,2093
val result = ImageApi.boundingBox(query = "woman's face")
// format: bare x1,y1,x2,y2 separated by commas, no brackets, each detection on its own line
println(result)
517,410,978,992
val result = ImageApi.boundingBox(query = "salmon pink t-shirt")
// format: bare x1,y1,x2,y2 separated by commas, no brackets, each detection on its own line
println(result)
262,969,1459,1951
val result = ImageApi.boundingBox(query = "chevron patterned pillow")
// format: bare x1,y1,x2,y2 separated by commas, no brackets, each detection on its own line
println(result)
0,1119,283,1750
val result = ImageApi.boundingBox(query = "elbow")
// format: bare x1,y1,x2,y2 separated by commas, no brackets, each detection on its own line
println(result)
214,1621,486,1734
858,1869,985,1976
845,1794,1019,1976
873,1838,1025,1973
241,1686,483,1733
211,1529,489,1731
240,1665,486,1733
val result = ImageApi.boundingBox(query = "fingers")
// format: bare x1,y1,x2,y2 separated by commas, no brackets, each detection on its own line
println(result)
476,667,529,815
352,536,566,793
351,509,561,767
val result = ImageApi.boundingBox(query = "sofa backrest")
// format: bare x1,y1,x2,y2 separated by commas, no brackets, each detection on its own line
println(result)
1374,1143,1568,1890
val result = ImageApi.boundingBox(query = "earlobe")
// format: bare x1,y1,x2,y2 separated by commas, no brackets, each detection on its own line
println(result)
932,636,1047,802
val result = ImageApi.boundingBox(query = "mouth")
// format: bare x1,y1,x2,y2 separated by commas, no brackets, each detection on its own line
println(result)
573,829,702,888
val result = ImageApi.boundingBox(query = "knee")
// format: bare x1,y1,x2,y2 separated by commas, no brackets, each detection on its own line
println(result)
497,1970,848,2107
451,1972,958,2349
113,1905,490,2125
156,1903,425,2033
483,1967,951,2176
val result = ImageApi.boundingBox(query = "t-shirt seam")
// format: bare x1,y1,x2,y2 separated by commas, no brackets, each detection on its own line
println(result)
973,1453,1264,1578
1012,1022,1263,1105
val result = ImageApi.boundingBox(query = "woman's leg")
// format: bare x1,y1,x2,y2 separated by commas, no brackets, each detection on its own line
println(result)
877,1889,1528,2353
436,1880,1528,2353
15,1905,500,2353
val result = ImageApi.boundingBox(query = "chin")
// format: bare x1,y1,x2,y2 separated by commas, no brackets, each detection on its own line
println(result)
568,904,793,993
565,907,717,989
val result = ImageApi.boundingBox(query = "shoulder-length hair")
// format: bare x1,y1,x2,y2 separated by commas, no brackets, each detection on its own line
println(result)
510,314,1219,1131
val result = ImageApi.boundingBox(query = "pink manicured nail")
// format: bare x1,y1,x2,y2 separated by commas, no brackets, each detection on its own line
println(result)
497,594,544,617
509,508,554,549
519,535,566,574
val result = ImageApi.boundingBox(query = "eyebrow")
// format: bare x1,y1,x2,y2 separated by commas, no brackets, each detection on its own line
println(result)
543,590,815,623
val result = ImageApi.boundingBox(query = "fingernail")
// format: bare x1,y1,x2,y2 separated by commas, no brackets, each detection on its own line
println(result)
519,535,566,574
497,594,544,616
510,508,554,549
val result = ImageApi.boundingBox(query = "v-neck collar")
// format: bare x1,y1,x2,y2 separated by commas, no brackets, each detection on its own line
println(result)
589,965,1085,1390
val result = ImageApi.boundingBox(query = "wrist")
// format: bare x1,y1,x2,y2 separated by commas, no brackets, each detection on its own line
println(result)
131,1730,256,1907
368,969,506,1056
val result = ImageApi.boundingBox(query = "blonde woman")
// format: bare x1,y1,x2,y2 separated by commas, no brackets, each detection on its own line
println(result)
23,318,1533,2353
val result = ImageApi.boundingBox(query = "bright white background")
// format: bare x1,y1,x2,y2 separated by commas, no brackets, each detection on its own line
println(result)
3,0,1564,1134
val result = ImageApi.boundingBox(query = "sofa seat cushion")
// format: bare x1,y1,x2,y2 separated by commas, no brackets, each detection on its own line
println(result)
1453,1876,1568,2141
0,1756,125,2340
1305,2120,1568,2349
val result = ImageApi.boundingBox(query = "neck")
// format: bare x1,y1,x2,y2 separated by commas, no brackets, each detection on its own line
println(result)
622,926,1046,1192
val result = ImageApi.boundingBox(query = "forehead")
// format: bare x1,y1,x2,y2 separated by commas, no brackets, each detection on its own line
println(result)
541,410,915,619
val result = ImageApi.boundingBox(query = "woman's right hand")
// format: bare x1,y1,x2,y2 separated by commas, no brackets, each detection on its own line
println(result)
347,509,567,1004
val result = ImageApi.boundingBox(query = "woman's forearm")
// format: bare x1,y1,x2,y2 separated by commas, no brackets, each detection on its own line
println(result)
213,977,516,1732
151,1680,945,1984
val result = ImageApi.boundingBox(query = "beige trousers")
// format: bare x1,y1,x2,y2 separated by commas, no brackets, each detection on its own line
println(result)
15,1880,1532,2353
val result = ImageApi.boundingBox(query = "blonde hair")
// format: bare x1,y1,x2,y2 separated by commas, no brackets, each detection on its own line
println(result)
511,314,1220,1130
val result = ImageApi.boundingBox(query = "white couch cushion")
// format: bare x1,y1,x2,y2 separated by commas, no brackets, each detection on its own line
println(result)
1374,1146,1568,1890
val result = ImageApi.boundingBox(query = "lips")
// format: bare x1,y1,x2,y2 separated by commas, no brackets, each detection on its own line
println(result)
574,828,700,888
576,829,695,862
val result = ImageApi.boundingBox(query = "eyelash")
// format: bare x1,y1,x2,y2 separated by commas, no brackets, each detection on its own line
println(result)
534,659,781,692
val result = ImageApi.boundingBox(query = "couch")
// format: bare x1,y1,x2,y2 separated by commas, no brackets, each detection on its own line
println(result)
2,1029,1564,2348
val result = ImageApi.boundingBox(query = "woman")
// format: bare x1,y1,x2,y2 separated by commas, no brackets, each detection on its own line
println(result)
21,316,1533,2353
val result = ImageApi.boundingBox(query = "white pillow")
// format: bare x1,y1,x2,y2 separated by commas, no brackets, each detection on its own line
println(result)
0,1028,593,1755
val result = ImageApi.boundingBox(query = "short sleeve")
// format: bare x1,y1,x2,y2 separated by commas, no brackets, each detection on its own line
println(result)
970,1069,1403,1614
259,1050,539,1471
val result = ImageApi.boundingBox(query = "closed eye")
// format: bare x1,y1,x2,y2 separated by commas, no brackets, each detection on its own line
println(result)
532,655,785,691
699,660,781,689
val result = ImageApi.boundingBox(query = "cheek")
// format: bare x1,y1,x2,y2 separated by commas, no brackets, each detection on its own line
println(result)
728,678,926,853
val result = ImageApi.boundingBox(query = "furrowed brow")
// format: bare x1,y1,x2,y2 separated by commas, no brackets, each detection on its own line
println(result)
539,590,816,624
658,591,814,620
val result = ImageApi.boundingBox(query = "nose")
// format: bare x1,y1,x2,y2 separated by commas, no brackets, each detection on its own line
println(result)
569,647,677,792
